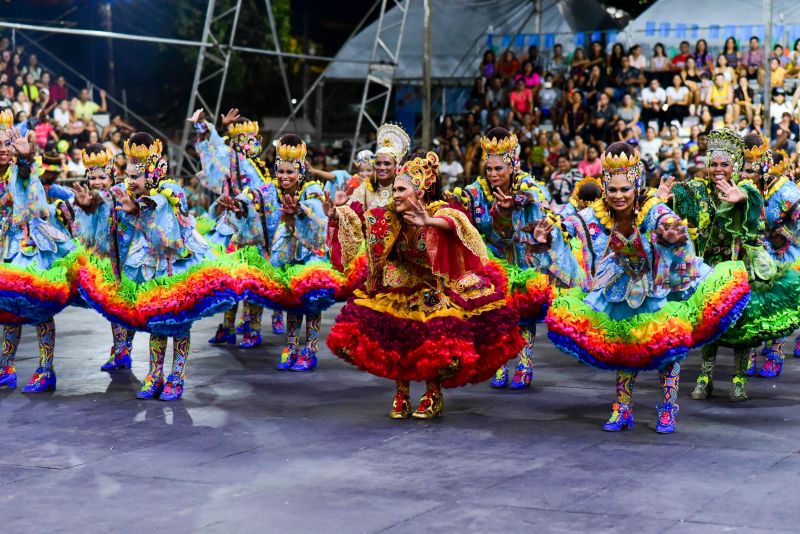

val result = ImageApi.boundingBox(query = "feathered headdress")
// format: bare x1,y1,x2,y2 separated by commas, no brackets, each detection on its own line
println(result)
375,123,410,163
399,151,439,192
480,131,520,171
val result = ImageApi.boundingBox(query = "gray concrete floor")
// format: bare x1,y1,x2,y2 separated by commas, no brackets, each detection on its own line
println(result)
0,306,798,533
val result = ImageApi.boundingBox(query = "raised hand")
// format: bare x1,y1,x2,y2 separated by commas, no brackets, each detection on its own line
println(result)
188,108,206,124
715,179,747,204
657,175,676,200
221,108,240,127
656,217,687,245
494,188,515,209
111,187,138,214
533,219,554,244
9,127,30,158
217,195,240,214
281,194,298,216
71,182,93,209
402,197,432,227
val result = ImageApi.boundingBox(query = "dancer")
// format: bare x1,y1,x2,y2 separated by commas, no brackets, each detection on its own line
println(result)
0,109,78,392
739,142,800,376
533,142,749,432
327,151,524,418
452,128,552,389
662,129,800,402
235,134,333,372
77,132,237,400
71,144,136,371
191,108,282,349
557,175,603,218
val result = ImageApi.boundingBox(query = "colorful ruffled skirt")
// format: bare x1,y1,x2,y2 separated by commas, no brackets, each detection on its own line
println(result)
492,258,552,326
0,248,83,325
238,247,367,315
546,261,750,371
76,253,247,336
718,261,800,348
327,262,525,387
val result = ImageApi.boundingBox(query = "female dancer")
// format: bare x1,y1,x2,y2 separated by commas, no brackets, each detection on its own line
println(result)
72,144,136,371
532,142,749,432
78,133,238,400
452,127,552,389
327,151,524,418
192,108,282,349
739,140,800,377
0,109,78,392
663,129,800,402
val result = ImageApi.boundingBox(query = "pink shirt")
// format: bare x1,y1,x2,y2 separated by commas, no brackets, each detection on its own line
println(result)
578,158,602,177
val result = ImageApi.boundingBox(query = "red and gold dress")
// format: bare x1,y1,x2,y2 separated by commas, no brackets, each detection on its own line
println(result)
327,201,524,388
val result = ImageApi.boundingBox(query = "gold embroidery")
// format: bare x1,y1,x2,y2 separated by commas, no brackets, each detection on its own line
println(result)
434,207,489,261
334,204,365,268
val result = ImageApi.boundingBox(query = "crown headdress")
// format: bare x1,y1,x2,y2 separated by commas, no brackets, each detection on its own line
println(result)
770,149,790,176
600,149,644,188
228,120,260,137
399,151,439,192
275,139,307,165
0,109,13,130
706,128,744,174
375,123,410,163
743,135,770,161
570,176,603,210
82,147,114,171
481,133,519,159
123,138,163,164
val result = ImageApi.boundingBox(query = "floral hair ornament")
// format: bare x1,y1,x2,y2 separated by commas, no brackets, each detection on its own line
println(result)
743,135,772,175
275,137,308,175
400,151,440,192
0,109,12,130
600,149,643,188
355,149,376,168
706,127,744,175
569,175,603,210
481,132,521,171
769,149,791,177
123,137,167,186
375,123,411,164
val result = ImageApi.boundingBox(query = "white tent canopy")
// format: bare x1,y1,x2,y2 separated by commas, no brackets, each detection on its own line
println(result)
324,0,617,81
617,0,800,52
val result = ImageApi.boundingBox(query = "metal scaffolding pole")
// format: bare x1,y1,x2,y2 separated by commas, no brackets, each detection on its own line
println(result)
349,0,410,170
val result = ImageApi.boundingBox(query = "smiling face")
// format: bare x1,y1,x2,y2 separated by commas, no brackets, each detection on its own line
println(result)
484,155,512,191
357,161,375,181
740,158,759,183
88,167,113,191
374,153,396,183
709,154,733,184
0,129,12,167
605,174,636,214
392,175,421,213
275,160,300,191
125,162,147,196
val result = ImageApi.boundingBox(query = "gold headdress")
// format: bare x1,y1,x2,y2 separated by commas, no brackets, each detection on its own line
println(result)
123,138,163,164
770,149,790,176
743,135,770,161
375,123,410,163
481,133,519,160
706,128,744,174
275,139,307,165
569,176,603,210
228,120,259,137
0,109,13,130
82,147,114,171
399,151,439,192
600,149,643,188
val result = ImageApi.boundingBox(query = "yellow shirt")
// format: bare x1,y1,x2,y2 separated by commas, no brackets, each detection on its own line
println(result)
72,99,100,121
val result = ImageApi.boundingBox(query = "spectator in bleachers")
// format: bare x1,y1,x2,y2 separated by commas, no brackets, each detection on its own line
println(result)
770,56,786,88
509,78,534,123
641,78,667,128
482,75,507,127
562,90,587,143
713,53,735,83
496,50,520,83
694,39,714,74
742,36,764,69
650,42,670,79
586,91,614,144
771,44,789,67
722,36,741,70
770,87,792,124
21,53,42,81
439,148,464,190
49,75,68,105
578,143,602,176
71,88,107,122
480,50,495,78
546,43,568,81
549,153,583,206
0,84,10,110
66,146,85,177
734,75,757,123
672,40,692,71
569,46,589,86
665,74,690,124
515,61,541,91
568,134,587,164
706,73,732,123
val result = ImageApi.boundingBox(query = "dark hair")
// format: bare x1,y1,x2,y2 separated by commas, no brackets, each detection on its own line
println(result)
577,181,602,202
485,126,512,140
773,150,786,165
84,142,107,155
605,141,635,158
743,132,764,150
725,36,739,53
750,35,760,42
279,133,303,147
129,132,156,146
654,42,666,56
482,50,495,64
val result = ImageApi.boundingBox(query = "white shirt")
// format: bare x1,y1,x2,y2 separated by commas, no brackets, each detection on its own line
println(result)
629,54,646,70
53,107,70,129
639,137,663,162
666,86,689,104
439,160,464,183
770,101,793,123
66,159,85,177
641,86,667,106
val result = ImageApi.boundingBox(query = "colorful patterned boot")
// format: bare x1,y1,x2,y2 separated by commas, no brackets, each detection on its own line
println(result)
603,402,634,431
21,367,56,393
655,402,678,433
490,364,508,388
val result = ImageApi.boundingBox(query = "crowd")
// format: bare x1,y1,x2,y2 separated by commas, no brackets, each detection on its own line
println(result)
426,35,800,201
